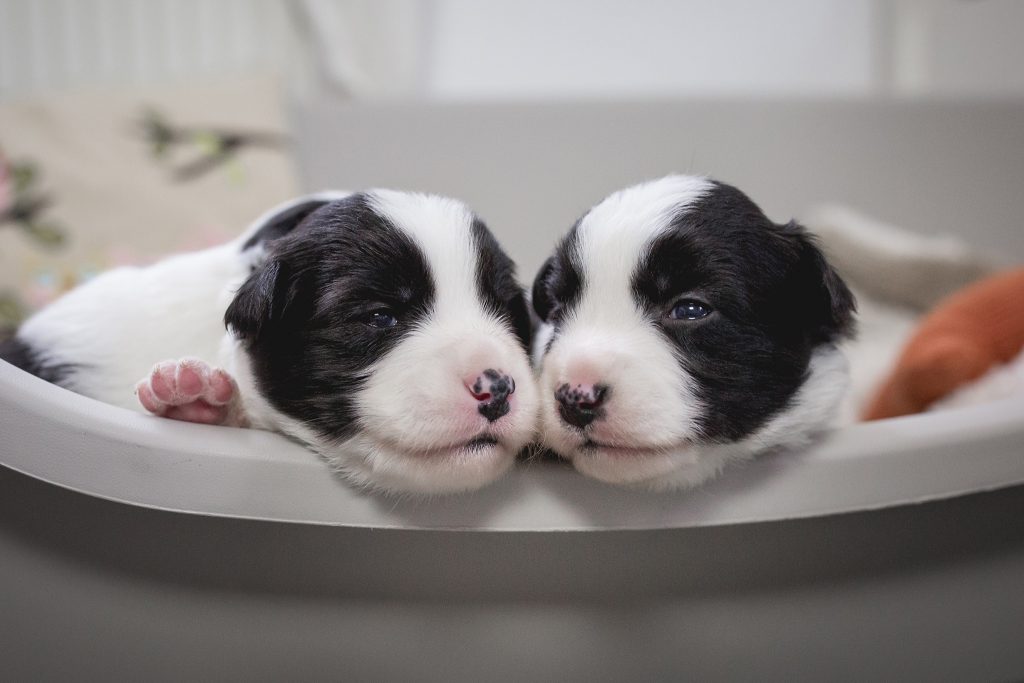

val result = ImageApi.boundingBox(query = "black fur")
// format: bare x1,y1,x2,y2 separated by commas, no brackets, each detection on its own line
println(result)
530,256,557,322
531,222,583,325
0,337,77,386
537,180,855,443
226,193,436,442
471,218,532,350
240,198,333,252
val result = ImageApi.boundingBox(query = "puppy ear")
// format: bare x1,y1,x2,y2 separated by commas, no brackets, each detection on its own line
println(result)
240,194,339,252
224,259,309,342
782,221,857,344
531,256,557,322
227,195,340,341
505,288,534,350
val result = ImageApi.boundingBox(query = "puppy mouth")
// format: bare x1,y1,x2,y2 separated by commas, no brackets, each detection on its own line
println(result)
464,435,500,451
579,439,684,458
375,433,504,459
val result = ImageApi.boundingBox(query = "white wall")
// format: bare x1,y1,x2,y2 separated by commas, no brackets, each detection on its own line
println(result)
422,0,1024,99
2,0,1024,100
424,0,877,97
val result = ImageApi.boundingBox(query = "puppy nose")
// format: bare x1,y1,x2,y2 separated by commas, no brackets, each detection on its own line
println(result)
555,383,609,429
467,368,516,423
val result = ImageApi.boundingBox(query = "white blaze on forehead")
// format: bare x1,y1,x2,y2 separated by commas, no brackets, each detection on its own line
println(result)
573,175,713,326
368,189,483,320
347,190,538,494
540,175,711,462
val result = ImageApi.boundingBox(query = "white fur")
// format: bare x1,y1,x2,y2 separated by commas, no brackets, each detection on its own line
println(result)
16,191,538,495
18,242,251,409
537,176,712,487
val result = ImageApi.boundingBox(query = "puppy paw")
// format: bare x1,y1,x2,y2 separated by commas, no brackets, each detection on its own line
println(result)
136,358,248,427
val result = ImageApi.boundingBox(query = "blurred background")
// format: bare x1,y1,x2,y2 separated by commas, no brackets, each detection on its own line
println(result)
4,0,1024,100
1,0,1023,339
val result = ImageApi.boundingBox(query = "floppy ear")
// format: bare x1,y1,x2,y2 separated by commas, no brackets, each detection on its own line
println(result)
227,195,342,341
504,288,533,350
531,256,557,322
224,260,299,342
782,221,857,344
469,217,534,349
240,194,341,251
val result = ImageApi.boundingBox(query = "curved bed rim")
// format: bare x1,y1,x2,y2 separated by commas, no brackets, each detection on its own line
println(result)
2,360,1023,532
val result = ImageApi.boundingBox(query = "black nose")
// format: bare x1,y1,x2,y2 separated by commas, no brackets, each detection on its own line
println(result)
555,383,609,429
470,368,515,423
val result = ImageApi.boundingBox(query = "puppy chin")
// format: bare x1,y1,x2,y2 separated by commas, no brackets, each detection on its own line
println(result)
318,431,526,495
546,426,699,489
570,446,681,486
573,441,741,492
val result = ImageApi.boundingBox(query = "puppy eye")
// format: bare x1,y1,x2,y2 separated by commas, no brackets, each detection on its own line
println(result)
668,300,712,321
366,309,398,329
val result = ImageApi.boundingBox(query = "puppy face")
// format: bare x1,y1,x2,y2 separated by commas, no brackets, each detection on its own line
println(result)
532,175,855,489
226,191,538,494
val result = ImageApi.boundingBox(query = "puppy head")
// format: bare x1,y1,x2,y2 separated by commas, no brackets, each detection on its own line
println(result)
226,191,538,494
531,175,855,489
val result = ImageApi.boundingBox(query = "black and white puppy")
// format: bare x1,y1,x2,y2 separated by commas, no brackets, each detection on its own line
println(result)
531,175,855,490
1,190,539,494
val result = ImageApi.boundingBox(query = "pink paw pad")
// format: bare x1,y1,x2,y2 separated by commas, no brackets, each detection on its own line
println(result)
136,358,245,426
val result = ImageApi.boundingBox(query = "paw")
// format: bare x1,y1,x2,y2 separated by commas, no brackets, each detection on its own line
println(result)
136,358,247,427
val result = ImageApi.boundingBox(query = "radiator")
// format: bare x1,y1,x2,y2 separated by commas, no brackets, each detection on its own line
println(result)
0,0,293,98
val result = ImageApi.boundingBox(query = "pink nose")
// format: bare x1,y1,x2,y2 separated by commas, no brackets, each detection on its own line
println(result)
465,369,515,423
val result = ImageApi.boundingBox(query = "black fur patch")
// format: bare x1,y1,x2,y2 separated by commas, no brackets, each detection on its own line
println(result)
225,193,435,442
471,217,532,350
535,180,855,444
241,198,334,252
631,181,855,441
0,337,77,386
531,221,583,325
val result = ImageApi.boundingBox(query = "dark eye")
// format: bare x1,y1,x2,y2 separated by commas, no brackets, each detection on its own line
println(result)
366,309,398,329
668,300,712,321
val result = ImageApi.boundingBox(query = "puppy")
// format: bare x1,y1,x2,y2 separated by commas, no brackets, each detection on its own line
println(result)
1,190,539,494
531,175,855,490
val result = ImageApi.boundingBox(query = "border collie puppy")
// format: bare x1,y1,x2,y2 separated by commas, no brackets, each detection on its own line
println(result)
1,191,538,494
530,175,855,490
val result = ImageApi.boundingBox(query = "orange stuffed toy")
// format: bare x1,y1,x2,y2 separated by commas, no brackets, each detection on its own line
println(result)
863,268,1024,420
